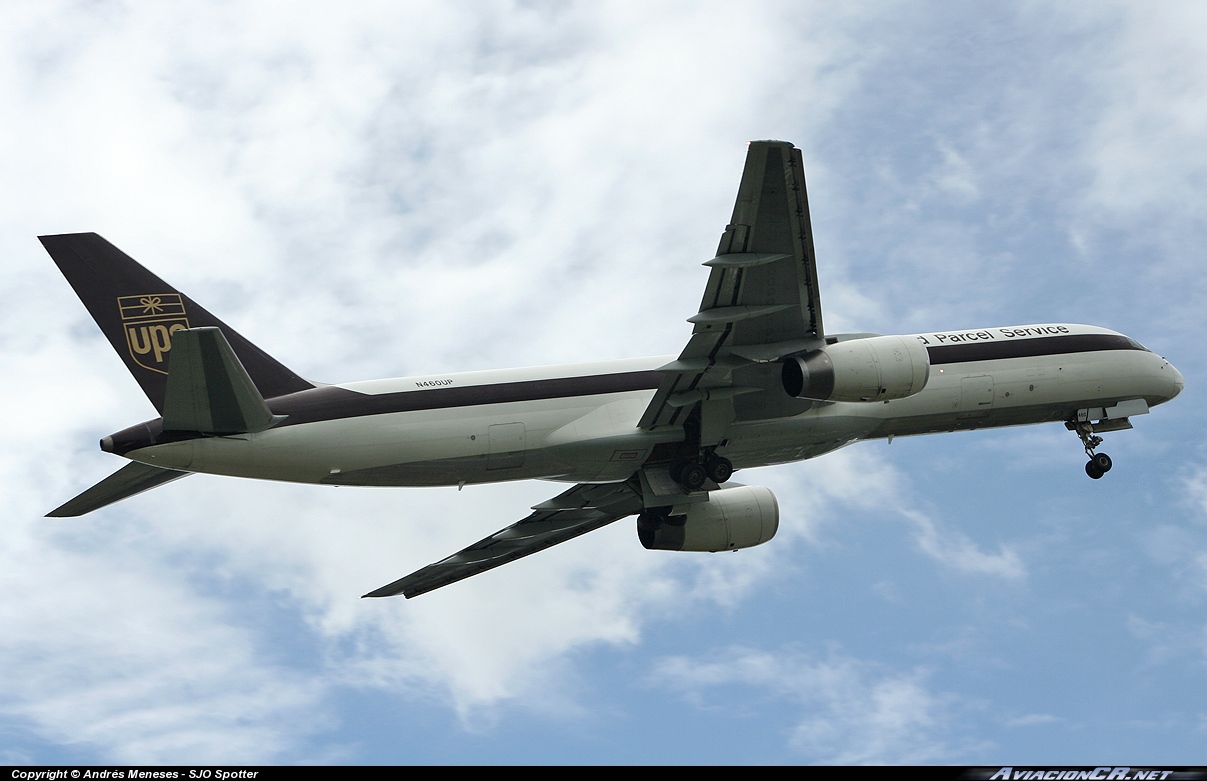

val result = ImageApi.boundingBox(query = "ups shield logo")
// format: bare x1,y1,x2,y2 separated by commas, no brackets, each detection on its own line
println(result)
118,294,190,374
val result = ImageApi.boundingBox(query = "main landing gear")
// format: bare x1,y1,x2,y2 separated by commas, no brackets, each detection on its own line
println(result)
670,453,733,490
1068,420,1113,479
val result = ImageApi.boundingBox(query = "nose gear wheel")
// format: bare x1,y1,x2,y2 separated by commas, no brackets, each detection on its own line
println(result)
1069,421,1113,480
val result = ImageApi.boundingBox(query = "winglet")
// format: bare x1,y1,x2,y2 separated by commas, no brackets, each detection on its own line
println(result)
162,327,283,434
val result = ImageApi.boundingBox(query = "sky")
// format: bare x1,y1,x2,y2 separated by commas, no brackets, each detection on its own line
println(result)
1,0,1206,765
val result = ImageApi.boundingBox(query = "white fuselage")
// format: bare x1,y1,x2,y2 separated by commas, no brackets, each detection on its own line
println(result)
124,324,1184,487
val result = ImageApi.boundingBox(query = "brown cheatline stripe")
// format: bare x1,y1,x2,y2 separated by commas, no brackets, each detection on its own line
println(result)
926,334,1144,365
268,370,666,426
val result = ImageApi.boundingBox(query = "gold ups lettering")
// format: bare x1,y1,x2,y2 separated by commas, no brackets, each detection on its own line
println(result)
117,294,190,374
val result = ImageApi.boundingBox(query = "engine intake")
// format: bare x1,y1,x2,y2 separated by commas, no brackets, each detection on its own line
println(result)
639,485,779,552
781,335,930,402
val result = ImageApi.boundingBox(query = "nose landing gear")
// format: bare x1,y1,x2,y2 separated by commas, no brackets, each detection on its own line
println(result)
1068,421,1113,479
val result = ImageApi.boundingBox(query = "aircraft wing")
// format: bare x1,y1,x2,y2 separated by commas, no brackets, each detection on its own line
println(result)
640,140,824,437
363,481,643,599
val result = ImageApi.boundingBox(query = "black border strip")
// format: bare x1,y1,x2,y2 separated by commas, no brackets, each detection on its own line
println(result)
927,334,1144,365
267,370,665,426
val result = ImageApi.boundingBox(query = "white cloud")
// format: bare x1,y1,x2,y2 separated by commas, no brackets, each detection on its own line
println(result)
903,508,1026,580
1184,467,1207,523
0,510,327,763
0,0,906,757
653,646,962,763
779,445,1027,581
4,0,1205,764
930,141,980,203
1060,1,1207,341
1074,2,1207,221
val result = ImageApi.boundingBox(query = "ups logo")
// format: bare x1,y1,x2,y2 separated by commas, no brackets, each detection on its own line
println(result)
118,294,190,374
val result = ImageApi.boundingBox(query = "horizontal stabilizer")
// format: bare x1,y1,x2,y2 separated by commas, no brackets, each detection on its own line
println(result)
162,327,282,434
47,461,189,517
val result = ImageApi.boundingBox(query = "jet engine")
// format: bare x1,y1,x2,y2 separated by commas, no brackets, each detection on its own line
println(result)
639,485,779,552
781,335,930,402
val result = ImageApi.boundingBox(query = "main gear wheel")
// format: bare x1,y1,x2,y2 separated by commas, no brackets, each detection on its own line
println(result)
704,455,733,484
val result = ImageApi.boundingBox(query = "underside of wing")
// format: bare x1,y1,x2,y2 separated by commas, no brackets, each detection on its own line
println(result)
363,481,644,599
640,141,825,438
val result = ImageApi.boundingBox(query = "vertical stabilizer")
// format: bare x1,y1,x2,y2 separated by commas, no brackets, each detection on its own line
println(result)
40,233,313,413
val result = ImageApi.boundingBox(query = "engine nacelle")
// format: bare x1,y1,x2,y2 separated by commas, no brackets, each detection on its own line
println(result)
639,485,779,552
781,334,930,402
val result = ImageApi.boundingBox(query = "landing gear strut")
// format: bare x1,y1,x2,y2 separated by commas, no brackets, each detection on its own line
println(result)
1069,421,1113,479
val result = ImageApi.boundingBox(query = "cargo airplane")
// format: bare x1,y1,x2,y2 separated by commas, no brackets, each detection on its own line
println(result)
42,141,1184,598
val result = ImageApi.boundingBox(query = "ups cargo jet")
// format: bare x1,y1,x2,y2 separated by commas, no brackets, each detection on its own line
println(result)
42,140,1184,598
